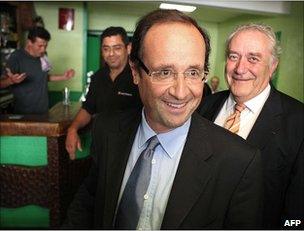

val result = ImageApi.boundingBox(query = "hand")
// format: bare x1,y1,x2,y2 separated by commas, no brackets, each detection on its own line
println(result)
63,69,75,80
6,68,26,84
65,128,82,160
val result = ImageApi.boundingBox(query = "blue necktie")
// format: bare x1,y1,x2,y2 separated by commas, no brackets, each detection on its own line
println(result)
115,135,160,229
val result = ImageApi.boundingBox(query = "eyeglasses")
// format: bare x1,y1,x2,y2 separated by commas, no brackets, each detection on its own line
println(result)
136,57,207,83
102,44,125,53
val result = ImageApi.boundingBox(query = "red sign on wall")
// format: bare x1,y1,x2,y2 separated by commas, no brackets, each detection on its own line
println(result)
58,8,74,31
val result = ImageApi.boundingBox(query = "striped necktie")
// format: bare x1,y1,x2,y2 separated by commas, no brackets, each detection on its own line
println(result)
224,103,246,133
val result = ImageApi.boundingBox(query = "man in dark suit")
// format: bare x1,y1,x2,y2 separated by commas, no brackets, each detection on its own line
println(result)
63,10,263,229
198,23,304,229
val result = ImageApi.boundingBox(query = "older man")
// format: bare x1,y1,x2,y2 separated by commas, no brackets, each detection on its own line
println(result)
199,23,304,229
63,10,263,229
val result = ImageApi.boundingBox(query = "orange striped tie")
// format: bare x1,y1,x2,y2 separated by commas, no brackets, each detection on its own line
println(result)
224,103,246,133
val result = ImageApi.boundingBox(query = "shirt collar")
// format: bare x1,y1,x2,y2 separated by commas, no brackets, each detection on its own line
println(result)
227,84,271,113
245,84,271,113
226,93,236,111
138,108,191,159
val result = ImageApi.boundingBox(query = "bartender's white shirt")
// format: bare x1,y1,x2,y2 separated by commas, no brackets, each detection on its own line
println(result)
214,84,271,139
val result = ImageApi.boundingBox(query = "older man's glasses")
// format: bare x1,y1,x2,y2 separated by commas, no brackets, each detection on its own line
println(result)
137,58,207,83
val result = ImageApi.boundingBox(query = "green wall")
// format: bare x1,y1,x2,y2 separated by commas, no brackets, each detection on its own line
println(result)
214,1,304,102
87,1,155,31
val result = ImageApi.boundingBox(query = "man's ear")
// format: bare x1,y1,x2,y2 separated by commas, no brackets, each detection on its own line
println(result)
27,39,33,47
270,59,279,79
129,60,140,85
127,43,132,55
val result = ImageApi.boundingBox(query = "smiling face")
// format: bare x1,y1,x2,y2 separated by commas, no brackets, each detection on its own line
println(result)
225,30,278,103
130,22,205,133
101,35,129,70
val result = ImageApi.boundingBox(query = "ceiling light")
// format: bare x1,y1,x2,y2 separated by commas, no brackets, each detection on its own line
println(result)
159,3,197,13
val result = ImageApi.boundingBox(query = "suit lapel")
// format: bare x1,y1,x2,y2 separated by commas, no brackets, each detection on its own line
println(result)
208,88,283,150
208,91,229,121
246,88,283,149
102,111,141,226
161,113,213,229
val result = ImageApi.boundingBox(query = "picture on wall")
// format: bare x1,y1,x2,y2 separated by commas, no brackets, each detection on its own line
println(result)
58,8,74,31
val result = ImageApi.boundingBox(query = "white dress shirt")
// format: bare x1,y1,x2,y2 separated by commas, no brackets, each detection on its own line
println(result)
214,84,271,139
116,109,191,230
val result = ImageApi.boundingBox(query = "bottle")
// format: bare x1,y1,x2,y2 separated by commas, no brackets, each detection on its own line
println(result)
80,71,93,102
63,87,70,105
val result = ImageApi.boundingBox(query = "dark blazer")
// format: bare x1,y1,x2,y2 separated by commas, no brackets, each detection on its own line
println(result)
64,109,263,229
198,87,304,229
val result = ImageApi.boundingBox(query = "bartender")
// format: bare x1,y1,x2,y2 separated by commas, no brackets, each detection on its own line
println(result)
65,26,142,160
0,26,75,114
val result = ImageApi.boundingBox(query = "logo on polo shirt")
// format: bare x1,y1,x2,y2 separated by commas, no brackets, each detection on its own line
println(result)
117,91,133,97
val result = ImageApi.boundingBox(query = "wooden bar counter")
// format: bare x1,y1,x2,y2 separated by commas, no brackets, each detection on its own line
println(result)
0,102,92,228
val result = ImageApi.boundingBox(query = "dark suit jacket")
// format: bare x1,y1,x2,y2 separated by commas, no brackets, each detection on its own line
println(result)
198,87,304,229
63,109,263,229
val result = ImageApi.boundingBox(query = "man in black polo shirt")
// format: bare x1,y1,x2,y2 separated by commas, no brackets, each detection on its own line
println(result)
65,27,142,159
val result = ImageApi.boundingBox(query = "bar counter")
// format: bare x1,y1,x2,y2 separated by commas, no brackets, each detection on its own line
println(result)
0,101,81,137
0,102,92,228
